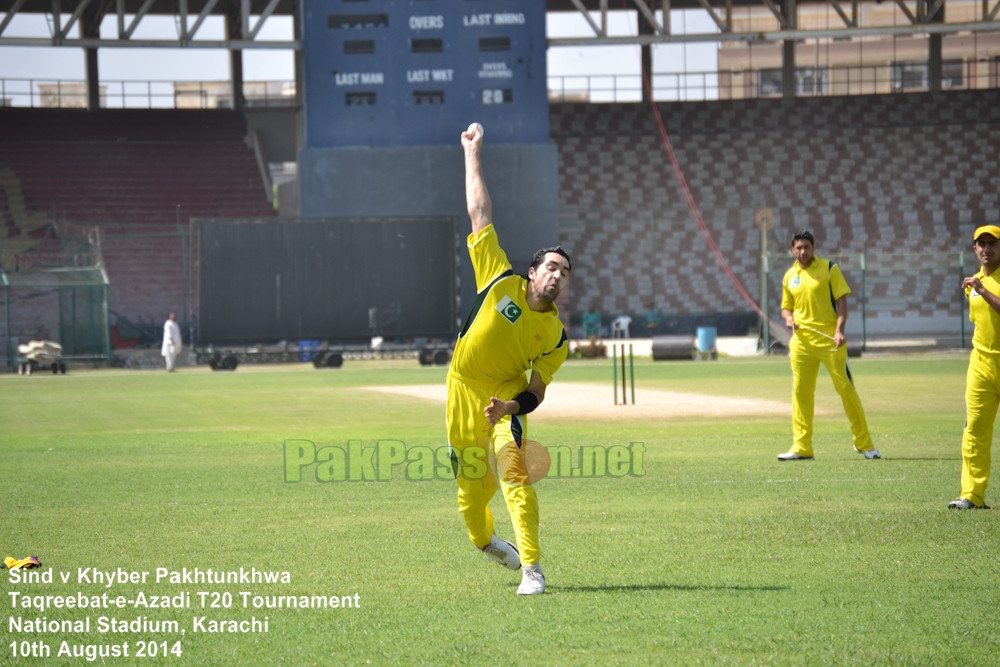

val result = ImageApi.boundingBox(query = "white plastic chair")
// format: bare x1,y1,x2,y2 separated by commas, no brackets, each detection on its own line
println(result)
610,315,632,339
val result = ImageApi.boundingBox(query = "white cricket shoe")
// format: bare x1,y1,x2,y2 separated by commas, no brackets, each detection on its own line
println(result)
517,563,545,595
777,451,814,461
855,446,881,459
948,497,989,510
481,535,520,570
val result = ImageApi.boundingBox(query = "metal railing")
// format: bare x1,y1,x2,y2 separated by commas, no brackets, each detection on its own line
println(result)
0,79,298,109
0,62,996,109
548,63,999,102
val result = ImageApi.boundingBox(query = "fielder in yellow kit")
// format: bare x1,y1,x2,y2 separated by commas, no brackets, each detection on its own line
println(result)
778,230,880,461
447,122,571,594
950,225,1000,510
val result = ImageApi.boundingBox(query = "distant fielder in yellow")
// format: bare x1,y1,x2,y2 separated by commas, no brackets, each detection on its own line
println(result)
778,230,880,461
950,225,1000,510
447,122,571,595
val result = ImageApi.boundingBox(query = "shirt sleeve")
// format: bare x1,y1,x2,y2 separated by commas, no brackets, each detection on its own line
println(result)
829,263,852,301
468,224,514,292
531,330,568,385
780,270,794,311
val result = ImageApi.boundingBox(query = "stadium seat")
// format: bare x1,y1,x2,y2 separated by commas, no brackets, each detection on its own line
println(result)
610,315,631,339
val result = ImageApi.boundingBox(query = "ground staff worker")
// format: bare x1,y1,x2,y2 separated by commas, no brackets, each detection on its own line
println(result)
447,122,571,595
950,225,1000,510
161,313,182,372
777,230,880,461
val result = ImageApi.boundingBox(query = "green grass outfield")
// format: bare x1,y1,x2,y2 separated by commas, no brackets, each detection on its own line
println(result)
3,353,999,665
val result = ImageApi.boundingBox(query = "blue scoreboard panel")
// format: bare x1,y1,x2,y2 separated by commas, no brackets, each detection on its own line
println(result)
302,0,548,147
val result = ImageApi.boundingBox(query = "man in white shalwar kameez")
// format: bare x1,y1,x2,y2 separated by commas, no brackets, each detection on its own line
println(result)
161,313,182,371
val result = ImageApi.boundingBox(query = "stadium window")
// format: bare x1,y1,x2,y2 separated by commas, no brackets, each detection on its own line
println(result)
481,88,513,104
479,37,511,52
757,68,827,97
346,92,377,106
413,91,445,104
329,13,389,29
411,38,444,54
757,69,783,97
796,68,828,96
942,60,964,89
891,62,928,90
344,40,375,55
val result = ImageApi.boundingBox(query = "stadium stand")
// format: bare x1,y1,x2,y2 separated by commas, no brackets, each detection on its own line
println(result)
551,89,1000,340
0,108,275,343
1,90,997,358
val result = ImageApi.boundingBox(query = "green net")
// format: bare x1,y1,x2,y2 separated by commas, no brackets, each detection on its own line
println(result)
2,231,111,370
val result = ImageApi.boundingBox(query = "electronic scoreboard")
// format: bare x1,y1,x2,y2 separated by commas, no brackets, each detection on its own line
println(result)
302,0,549,147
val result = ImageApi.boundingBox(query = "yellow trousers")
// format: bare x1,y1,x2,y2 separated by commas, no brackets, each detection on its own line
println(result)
960,349,999,506
446,373,541,564
789,329,874,457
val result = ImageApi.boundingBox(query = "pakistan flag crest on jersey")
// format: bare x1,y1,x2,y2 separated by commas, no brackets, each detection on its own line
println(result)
496,295,522,324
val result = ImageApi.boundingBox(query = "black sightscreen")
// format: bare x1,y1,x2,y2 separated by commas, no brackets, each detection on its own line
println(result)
199,217,457,343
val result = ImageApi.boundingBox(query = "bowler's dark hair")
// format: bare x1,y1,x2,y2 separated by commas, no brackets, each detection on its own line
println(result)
530,246,572,272
791,229,815,246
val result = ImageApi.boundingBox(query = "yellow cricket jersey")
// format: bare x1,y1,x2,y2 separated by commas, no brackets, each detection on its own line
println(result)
781,256,851,334
449,224,568,388
966,269,1000,355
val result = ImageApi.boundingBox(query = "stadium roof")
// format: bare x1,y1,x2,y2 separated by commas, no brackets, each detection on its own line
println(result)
0,1,762,18
0,0,996,49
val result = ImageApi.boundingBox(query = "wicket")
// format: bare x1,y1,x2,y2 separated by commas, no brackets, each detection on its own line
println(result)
612,343,635,406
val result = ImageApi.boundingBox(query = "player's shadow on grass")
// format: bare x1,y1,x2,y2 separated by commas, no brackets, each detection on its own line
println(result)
884,456,961,461
553,583,788,594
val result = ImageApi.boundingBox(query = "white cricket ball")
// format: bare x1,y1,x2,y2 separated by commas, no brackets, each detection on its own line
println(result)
468,122,483,136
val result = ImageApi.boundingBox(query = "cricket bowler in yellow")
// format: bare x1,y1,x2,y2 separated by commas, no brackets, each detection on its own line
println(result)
447,122,570,595
778,230,880,461
950,224,1000,510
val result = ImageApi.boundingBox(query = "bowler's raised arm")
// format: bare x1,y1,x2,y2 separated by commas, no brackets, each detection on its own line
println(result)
462,123,491,235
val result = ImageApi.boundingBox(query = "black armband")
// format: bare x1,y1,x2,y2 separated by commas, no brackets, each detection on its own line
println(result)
514,390,539,415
